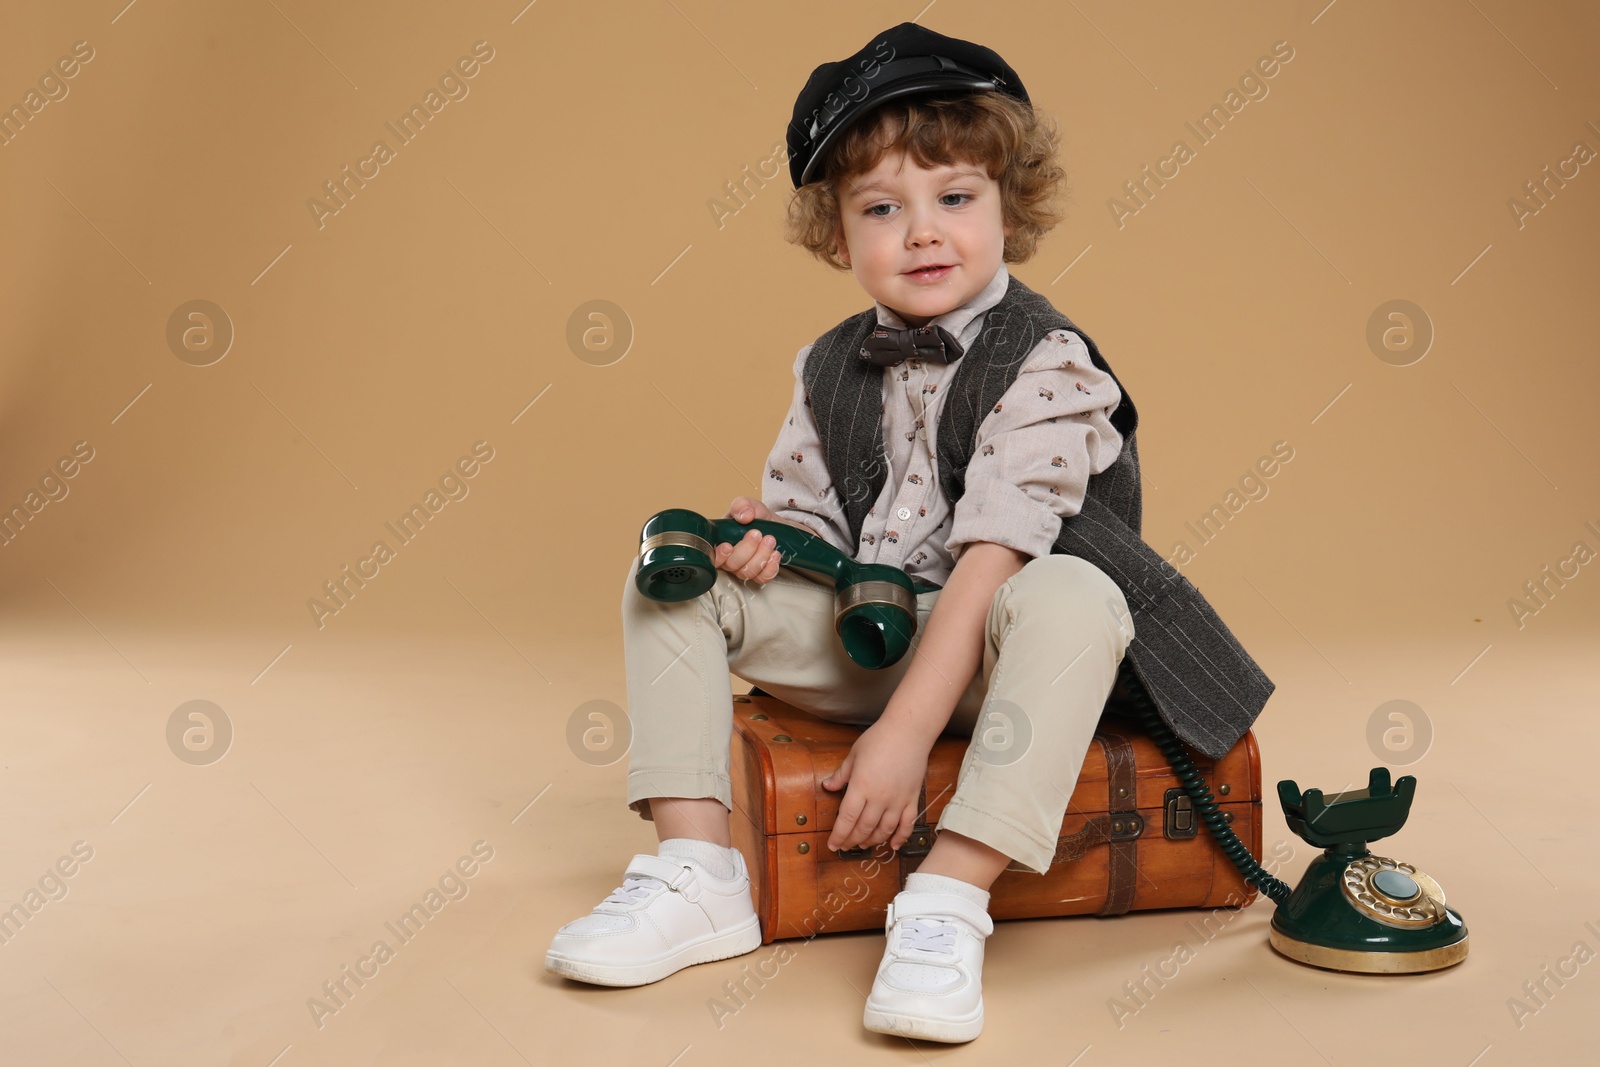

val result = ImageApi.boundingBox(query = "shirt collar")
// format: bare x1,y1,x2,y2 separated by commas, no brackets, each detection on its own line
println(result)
874,262,1010,352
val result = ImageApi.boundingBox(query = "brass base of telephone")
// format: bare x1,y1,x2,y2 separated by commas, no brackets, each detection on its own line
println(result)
1268,928,1470,974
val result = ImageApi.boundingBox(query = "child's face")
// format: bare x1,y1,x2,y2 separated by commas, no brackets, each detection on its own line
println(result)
832,146,1012,328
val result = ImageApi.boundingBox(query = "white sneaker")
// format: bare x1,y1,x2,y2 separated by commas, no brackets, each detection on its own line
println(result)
863,890,994,1043
545,851,762,987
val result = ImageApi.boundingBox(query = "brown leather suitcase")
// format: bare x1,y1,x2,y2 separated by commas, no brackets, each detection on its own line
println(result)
728,688,1262,942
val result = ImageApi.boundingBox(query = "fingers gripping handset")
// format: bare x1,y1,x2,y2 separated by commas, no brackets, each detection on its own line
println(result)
635,503,921,669
713,497,791,584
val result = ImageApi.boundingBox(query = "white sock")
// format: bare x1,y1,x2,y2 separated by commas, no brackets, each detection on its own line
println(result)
657,837,740,881
902,870,991,911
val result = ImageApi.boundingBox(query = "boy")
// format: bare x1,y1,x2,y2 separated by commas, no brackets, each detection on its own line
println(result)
546,23,1274,1044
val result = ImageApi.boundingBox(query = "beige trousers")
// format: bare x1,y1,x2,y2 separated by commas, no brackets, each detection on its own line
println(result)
621,551,1135,875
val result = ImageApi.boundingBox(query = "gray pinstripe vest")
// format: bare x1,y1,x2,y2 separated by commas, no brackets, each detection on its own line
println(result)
801,271,1273,760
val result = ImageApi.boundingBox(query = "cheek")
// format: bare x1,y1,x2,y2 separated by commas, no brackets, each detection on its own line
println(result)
855,236,896,265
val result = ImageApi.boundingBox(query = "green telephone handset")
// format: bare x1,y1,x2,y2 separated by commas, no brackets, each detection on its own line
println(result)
635,507,920,670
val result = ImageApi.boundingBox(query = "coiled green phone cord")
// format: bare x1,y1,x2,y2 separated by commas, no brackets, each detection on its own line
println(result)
1120,670,1294,907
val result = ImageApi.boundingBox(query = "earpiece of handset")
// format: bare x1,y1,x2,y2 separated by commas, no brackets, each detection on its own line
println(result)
635,507,920,670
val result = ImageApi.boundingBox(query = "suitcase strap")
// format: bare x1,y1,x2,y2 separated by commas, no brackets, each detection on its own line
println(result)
894,731,1142,917
1056,735,1145,921
1054,730,1142,916
895,777,938,889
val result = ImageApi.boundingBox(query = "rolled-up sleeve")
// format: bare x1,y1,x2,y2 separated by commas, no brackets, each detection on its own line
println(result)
945,328,1125,563
761,343,856,557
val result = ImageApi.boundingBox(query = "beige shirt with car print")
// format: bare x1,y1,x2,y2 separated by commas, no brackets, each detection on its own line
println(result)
762,262,1125,590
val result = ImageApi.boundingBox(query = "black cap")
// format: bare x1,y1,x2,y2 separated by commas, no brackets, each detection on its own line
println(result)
786,22,1030,190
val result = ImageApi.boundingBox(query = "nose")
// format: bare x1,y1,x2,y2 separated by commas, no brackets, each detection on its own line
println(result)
902,202,941,249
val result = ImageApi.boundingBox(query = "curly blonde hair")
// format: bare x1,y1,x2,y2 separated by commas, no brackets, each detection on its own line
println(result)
784,91,1068,271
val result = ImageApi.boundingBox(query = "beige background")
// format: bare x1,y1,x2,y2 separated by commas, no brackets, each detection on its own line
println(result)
2,0,1597,1063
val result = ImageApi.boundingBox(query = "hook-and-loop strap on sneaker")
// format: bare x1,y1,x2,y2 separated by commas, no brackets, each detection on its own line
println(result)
865,890,994,1043
545,852,760,987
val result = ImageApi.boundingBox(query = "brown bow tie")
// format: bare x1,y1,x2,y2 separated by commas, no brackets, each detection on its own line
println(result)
857,324,965,367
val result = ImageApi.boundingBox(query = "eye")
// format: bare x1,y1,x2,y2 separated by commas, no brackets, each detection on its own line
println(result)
941,193,973,207
864,203,895,218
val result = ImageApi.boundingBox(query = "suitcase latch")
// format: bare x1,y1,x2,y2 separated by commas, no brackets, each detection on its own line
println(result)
1164,787,1197,839
835,827,933,860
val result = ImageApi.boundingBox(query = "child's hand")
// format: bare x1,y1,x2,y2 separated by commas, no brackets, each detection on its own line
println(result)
716,496,784,585
822,719,934,854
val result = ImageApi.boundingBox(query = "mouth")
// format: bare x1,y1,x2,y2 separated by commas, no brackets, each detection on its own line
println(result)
904,264,955,282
